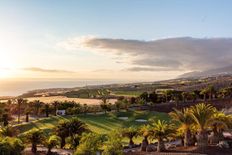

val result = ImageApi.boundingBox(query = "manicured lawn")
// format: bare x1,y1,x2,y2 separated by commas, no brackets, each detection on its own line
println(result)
15,110,169,135
14,110,170,145
112,90,143,97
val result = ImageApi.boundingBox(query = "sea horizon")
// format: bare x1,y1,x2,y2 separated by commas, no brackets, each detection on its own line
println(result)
0,78,146,96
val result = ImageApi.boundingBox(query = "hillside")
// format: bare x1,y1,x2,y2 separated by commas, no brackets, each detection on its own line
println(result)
179,65,232,78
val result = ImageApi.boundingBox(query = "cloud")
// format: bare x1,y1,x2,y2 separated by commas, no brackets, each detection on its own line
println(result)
22,67,75,73
124,67,180,72
59,37,232,72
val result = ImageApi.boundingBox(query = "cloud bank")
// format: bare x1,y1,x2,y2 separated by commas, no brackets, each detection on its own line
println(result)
23,67,75,73
59,37,232,72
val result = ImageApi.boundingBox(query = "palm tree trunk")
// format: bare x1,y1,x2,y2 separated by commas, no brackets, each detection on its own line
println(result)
60,137,66,148
129,138,134,147
184,129,191,147
18,103,21,124
141,136,149,151
26,113,29,122
157,140,163,152
32,143,37,153
157,139,165,152
196,130,208,148
55,105,57,116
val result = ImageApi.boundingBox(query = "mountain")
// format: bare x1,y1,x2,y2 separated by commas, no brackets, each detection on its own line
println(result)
179,65,232,78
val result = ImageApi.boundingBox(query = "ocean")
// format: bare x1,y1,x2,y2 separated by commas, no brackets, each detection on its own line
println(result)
0,79,125,96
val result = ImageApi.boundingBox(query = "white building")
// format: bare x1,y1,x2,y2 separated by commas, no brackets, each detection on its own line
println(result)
56,110,66,116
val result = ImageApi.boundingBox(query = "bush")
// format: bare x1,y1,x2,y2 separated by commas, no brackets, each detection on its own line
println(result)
75,133,105,155
102,131,123,155
45,135,61,155
0,137,24,155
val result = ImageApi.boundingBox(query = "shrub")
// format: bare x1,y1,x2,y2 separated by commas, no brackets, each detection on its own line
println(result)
102,131,123,155
0,137,24,155
75,133,105,155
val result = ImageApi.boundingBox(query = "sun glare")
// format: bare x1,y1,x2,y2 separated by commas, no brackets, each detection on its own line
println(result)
0,52,15,78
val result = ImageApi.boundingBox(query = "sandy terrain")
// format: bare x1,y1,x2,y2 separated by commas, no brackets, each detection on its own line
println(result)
26,96,117,105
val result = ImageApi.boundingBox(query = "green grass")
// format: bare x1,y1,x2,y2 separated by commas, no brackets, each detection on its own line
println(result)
112,91,143,97
14,111,170,145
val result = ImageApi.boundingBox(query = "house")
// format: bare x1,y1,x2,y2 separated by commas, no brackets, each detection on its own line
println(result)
56,110,66,116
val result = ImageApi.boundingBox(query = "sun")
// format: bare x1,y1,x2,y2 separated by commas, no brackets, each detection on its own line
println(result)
0,52,15,78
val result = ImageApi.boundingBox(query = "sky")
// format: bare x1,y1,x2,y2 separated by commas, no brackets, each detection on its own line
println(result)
1,0,232,82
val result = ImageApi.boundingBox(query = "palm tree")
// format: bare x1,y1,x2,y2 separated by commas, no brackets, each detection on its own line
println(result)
24,104,31,122
2,113,10,126
45,135,61,155
139,125,151,151
26,129,45,153
100,96,109,114
122,99,130,111
52,101,60,116
45,104,50,117
200,89,208,101
150,120,175,152
122,127,138,147
55,119,88,148
0,125,18,137
208,112,230,144
115,100,122,112
169,108,193,147
189,103,217,147
207,85,215,100
16,98,24,124
68,118,88,138
190,91,197,103
55,121,70,148
34,100,42,117
164,90,173,103
181,92,189,103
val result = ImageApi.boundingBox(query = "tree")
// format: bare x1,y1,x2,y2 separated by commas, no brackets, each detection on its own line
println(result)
1,113,10,126
207,85,215,100
100,97,109,114
44,104,50,117
82,104,88,115
68,118,89,148
190,91,197,103
32,100,43,117
122,127,138,147
52,101,60,116
139,125,151,151
115,100,122,112
25,112,30,122
16,98,25,124
150,120,175,152
208,112,230,144
130,97,136,104
0,125,18,137
181,92,189,103
172,91,182,105
140,92,149,102
164,90,174,103
25,129,45,153
149,91,158,104
75,133,105,155
55,119,88,148
102,131,123,155
189,103,217,148
45,135,61,155
0,137,24,155
55,121,70,148
169,108,193,147
200,89,208,101
122,99,130,111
